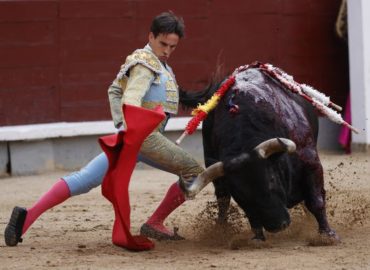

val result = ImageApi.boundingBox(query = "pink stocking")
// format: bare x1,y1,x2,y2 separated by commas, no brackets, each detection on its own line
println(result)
22,179,70,234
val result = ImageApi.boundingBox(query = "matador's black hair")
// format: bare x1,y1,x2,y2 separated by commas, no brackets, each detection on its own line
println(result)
150,11,185,38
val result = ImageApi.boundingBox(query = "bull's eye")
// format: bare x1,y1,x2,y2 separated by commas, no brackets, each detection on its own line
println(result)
269,177,276,191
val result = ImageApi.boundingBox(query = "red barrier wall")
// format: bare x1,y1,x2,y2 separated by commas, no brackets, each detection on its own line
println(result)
0,0,348,126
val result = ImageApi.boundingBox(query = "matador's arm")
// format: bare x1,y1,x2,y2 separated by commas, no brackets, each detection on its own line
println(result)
108,65,155,129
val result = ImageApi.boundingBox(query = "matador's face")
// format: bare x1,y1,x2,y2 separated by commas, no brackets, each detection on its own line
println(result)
149,32,180,63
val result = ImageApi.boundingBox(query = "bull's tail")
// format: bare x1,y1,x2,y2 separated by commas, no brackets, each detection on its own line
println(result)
179,81,221,109
223,138,296,172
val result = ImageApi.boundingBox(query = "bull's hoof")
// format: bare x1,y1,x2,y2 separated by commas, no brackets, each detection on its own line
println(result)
140,223,185,241
307,230,340,246
228,236,248,250
228,235,269,250
4,206,27,246
249,237,271,249
251,235,266,241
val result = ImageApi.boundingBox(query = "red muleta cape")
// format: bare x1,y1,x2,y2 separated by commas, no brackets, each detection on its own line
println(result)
99,104,165,251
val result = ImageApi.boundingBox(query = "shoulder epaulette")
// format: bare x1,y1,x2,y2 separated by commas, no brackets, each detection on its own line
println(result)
117,49,162,80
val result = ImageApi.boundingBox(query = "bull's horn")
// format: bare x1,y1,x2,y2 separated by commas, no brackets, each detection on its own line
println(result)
179,161,224,199
180,138,296,199
255,138,296,159
224,138,296,172
202,161,225,179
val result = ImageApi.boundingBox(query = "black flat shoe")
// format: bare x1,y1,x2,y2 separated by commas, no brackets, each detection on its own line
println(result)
140,223,185,241
4,206,27,246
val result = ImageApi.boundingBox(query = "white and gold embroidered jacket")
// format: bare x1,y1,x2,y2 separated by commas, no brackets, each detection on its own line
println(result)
108,44,179,130
107,44,204,177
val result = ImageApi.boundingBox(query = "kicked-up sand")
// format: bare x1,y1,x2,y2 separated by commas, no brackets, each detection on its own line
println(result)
0,151,369,270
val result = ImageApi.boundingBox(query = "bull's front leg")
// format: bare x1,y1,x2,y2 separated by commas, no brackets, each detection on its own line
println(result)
303,161,340,243
204,153,231,224
251,227,266,241
213,176,231,224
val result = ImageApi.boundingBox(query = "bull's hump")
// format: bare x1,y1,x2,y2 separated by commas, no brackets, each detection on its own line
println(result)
234,69,265,92
231,68,314,148
234,69,275,102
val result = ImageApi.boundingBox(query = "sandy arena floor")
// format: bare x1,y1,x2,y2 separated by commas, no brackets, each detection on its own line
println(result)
0,151,369,270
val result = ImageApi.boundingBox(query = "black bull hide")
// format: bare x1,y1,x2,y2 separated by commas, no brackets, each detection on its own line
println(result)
180,67,339,242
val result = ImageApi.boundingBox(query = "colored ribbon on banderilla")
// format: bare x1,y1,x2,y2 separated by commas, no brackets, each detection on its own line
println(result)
175,74,236,145
176,63,359,145
259,63,359,134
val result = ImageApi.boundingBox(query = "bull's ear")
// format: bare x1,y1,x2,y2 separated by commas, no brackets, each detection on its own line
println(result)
223,152,255,172
266,151,288,161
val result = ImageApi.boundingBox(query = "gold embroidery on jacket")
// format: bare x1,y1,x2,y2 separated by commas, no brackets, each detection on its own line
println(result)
130,50,161,73
116,49,162,83
163,68,179,112
142,101,178,113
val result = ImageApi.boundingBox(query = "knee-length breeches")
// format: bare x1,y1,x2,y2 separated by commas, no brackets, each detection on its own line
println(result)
140,131,204,177
63,131,204,196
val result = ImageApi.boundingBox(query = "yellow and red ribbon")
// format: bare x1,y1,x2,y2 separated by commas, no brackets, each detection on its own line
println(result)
176,75,236,145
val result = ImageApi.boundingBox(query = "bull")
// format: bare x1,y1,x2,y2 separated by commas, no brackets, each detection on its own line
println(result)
179,63,339,243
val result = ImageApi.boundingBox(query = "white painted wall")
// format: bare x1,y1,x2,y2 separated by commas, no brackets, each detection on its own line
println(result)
0,117,198,141
347,0,370,145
